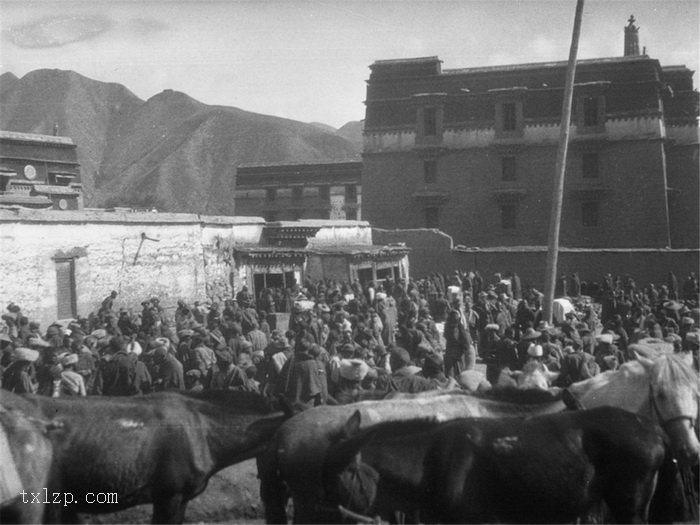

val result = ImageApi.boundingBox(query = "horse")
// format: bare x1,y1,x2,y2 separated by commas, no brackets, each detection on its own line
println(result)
323,407,668,524
567,352,700,466
0,393,58,524
1,389,293,524
258,390,566,524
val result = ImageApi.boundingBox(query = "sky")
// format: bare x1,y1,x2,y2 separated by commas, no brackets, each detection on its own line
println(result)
0,0,698,129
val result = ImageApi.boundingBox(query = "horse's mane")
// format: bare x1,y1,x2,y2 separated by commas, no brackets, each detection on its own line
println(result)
473,386,562,405
650,353,700,396
179,389,276,412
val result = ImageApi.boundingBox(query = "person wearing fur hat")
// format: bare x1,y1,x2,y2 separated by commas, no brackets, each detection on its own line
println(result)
2,347,39,394
58,353,86,396
333,358,370,404
594,331,625,372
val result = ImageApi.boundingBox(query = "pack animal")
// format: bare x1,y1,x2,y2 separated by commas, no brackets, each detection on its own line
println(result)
258,390,566,523
2,390,292,524
323,407,667,524
567,352,700,466
0,392,58,524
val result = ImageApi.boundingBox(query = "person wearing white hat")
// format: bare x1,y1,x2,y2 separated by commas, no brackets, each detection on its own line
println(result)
683,331,699,371
333,358,371,404
58,353,86,396
516,344,558,391
2,347,39,394
594,330,625,372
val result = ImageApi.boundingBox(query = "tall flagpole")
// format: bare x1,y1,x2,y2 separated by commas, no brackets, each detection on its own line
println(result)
542,0,585,324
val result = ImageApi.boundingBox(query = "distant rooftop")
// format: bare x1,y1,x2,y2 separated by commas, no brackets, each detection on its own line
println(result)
0,130,75,146
442,55,655,75
237,159,360,169
371,56,441,66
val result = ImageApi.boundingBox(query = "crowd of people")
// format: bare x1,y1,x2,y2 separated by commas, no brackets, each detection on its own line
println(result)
1,269,698,408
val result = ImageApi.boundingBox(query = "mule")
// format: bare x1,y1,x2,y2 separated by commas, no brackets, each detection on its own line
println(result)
258,390,566,524
2,390,293,524
567,352,700,466
0,393,57,524
323,407,667,524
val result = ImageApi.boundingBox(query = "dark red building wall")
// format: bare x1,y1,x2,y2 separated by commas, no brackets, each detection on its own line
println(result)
666,142,700,249
364,138,671,248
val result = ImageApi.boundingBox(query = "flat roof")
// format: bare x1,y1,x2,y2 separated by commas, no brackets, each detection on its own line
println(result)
0,130,76,146
442,55,656,76
0,207,266,225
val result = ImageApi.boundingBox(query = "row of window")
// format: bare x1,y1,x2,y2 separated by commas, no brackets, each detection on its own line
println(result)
421,152,600,184
263,208,358,222
423,201,599,229
421,95,603,138
265,185,358,203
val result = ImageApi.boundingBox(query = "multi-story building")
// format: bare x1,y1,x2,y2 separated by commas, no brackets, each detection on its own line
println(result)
235,161,361,221
0,130,84,210
362,18,699,249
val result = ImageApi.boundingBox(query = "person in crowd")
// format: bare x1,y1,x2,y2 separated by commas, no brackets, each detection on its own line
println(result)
375,347,434,394
150,343,184,391
276,334,326,407
58,353,87,396
2,346,39,394
444,309,472,377
2,267,697,409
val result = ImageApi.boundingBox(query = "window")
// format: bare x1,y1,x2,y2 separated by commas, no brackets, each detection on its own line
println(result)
423,106,437,136
501,204,517,229
345,208,357,220
0,175,10,192
583,96,599,127
265,188,276,202
319,186,330,202
292,187,303,202
582,153,599,179
345,185,358,203
425,207,439,228
502,156,516,181
582,201,599,227
423,160,437,184
502,102,517,132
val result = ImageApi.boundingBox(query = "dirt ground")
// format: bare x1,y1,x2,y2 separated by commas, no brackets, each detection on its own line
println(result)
86,459,265,524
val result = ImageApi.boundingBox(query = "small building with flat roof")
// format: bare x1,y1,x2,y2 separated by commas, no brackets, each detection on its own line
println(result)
0,130,84,210
235,160,362,221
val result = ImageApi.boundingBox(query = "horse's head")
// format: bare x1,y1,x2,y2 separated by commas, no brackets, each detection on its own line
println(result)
637,353,700,466
321,411,379,520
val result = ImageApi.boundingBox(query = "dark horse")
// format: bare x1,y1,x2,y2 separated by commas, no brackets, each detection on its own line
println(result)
258,390,566,523
323,407,667,524
0,397,56,524
1,389,292,524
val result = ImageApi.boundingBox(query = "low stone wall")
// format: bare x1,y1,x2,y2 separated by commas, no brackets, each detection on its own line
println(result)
373,227,700,290
0,209,265,327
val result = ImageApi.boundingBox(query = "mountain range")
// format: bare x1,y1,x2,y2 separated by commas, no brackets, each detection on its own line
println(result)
0,69,363,214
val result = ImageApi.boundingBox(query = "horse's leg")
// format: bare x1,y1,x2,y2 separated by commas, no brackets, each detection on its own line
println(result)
604,474,658,525
152,494,187,524
257,455,289,524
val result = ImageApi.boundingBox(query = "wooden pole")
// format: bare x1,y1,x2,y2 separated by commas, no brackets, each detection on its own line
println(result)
542,0,585,324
